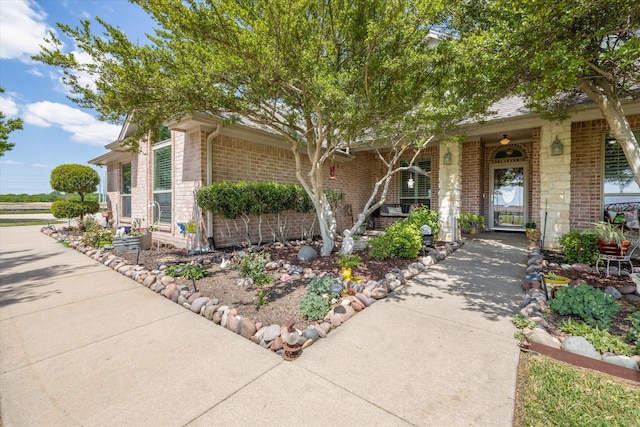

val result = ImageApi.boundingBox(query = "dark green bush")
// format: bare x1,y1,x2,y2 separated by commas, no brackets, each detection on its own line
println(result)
299,293,330,320
550,283,620,329
51,200,99,220
369,220,422,260
559,230,599,265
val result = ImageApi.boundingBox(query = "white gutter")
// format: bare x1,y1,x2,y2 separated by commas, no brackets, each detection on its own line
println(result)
206,123,223,248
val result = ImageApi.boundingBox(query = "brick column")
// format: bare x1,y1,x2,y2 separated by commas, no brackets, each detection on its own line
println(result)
438,143,462,241
539,122,571,249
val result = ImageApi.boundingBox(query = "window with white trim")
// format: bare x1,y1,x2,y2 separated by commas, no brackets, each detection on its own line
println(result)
603,130,640,205
153,143,172,223
400,158,431,210
121,163,131,218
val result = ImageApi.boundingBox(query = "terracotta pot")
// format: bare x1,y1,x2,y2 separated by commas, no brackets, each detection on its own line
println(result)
596,240,629,256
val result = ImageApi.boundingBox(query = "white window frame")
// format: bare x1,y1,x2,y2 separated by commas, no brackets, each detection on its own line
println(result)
153,140,172,224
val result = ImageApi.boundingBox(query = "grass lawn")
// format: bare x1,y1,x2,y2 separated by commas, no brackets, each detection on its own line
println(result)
0,218,64,227
514,353,640,426
0,210,51,214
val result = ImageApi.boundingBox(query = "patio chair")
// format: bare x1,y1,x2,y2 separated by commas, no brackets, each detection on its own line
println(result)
596,236,640,276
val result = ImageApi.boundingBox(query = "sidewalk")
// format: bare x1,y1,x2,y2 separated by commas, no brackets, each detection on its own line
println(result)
0,226,526,426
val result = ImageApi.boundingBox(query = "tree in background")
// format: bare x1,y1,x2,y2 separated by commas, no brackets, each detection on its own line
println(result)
0,87,23,157
50,164,100,222
446,0,640,184
35,0,495,255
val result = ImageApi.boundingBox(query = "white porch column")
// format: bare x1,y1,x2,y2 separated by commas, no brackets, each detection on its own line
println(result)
438,143,462,241
539,122,571,249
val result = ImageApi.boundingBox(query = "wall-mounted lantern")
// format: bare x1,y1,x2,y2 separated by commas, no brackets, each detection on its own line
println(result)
551,136,564,156
443,148,452,165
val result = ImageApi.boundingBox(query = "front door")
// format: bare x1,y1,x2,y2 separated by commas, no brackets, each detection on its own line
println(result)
490,164,527,231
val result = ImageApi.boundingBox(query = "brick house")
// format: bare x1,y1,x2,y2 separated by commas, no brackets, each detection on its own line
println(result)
89,98,640,250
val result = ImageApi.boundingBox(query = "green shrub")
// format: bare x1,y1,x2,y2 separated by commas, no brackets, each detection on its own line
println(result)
369,220,422,260
165,264,208,280
550,283,620,329
405,207,440,238
51,200,99,220
299,293,330,320
233,251,273,285
559,230,599,265
559,319,635,356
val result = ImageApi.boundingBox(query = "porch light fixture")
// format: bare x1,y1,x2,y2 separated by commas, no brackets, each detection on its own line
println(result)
550,136,564,156
443,148,452,165
407,177,415,188
499,134,510,145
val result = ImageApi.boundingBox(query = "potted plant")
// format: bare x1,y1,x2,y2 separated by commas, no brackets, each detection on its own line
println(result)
592,221,629,255
336,253,362,280
112,219,152,253
525,222,540,241
457,213,474,234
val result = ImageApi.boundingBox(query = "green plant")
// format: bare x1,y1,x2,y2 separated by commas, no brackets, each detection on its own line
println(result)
457,212,484,232
405,207,440,238
627,311,640,348
559,319,635,356
255,287,269,307
525,222,537,229
513,314,536,329
369,219,422,260
234,251,270,279
306,276,338,296
49,164,100,221
549,283,620,329
299,293,330,320
559,230,599,265
592,221,628,246
336,253,362,269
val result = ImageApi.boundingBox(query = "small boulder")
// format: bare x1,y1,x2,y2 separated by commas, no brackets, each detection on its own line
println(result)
297,246,318,261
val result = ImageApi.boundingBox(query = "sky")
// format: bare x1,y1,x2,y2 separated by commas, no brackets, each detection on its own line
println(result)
0,0,155,194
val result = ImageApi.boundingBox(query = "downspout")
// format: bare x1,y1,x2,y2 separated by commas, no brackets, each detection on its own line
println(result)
206,123,223,248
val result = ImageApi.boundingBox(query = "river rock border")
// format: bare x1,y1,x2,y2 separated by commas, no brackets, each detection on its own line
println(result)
518,246,640,372
41,226,462,360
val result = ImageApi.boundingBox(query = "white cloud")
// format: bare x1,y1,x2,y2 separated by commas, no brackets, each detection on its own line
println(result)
28,67,44,77
0,0,59,62
0,96,20,117
0,160,23,165
23,101,120,146
29,163,49,168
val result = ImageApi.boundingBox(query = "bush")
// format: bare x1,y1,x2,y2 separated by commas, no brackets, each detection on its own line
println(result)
51,200,99,220
299,293,330,320
627,312,640,348
369,220,422,260
233,251,273,286
405,207,440,238
559,230,599,265
550,283,620,329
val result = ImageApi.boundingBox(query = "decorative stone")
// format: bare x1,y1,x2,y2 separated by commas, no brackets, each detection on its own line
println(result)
190,297,211,313
240,319,258,338
371,287,388,299
204,305,217,320
162,283,177,298
301,339,314,350
561,336,601,360
618,285,637,294
604,286,622,299
314,322,331,337
262,324,281,342
297,246,318,261
187,292,201,304
304,326,320,342
526,328,562,348
212,311,223,324
271,336,284,351
226,314,238,332
602,353,639,370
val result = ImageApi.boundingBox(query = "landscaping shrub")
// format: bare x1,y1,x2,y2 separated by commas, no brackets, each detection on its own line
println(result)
369,219,422,260
80,218,113,247
233,251,273,286
299,293,330,320
627,312,640,348
550,283,620,329
559,230,599,265
51,200,99,221
405,206,440,238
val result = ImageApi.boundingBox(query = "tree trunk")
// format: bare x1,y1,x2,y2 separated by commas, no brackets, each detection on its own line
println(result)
579,79,640,188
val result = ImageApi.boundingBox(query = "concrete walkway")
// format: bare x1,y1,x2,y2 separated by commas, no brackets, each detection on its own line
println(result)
0,226,526,426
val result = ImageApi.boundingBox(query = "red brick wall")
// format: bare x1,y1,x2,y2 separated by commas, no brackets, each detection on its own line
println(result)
530,128,541,226
461,140,482,214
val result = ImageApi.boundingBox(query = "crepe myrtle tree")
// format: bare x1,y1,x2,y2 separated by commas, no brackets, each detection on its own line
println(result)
36,0,494,255
0,87,23,157
446,0,640,185
50,164,100,222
